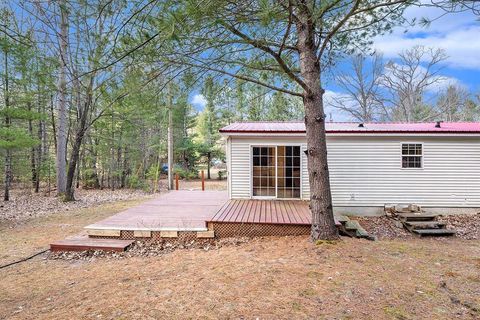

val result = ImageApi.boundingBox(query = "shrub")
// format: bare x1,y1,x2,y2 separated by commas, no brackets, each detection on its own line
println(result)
217,170,226,180
126,175,148,190
173,166,198,180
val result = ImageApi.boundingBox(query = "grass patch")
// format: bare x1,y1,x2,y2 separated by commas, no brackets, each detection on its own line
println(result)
384,306,411,320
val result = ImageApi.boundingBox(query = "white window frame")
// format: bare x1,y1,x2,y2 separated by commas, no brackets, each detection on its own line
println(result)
250,144,303,199
400,142,424,169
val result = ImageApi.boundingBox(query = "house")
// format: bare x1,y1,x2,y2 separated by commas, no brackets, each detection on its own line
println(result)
220,121,480,215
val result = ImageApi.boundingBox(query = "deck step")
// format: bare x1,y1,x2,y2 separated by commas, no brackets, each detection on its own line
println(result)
405,221,447,229
397,213,438,221
413,229,456,236
50,236,134,252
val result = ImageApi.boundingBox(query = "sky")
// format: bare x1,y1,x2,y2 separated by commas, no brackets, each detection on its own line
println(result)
191,5,480,121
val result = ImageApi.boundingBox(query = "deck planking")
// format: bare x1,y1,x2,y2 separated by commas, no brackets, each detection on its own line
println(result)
85,190,229,231
209,199,312,225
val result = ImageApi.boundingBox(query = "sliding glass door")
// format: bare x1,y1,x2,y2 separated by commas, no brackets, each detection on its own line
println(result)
252,146,301,199
252,147,276,197
277,146,301,198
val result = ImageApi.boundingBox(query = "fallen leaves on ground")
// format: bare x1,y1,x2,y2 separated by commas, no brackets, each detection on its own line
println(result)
1,236,479,319
0,188,151,223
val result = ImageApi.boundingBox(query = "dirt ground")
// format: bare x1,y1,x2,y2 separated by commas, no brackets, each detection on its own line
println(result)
1,183,479,319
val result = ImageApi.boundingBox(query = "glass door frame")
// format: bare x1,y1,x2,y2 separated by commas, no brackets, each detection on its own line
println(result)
250,144,303,200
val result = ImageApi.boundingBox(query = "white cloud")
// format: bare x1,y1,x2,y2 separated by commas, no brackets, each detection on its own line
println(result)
373,6,480,70
426,75,463,93
191,94,207,109
382,62,463,93
323,90,357,122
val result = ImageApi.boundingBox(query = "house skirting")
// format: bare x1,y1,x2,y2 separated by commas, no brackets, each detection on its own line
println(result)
333,206,480,216
209,222,310,238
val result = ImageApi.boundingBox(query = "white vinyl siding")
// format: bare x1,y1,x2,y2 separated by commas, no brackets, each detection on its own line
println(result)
301,144,309,199
229,139,251,198
229,135,480,208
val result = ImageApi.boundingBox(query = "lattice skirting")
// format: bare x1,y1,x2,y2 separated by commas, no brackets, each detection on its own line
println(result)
210,222,311,238
89,231,200,242
88,224,311,241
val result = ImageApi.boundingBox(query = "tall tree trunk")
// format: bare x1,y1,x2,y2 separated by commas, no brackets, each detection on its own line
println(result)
75,144,84,189
56,0,68,197
3,48,11,201
64,78,93,201
36,74,45,194
207,152,211,180
110,107,115,191
93,137,100,188
28,102,38,192
49,94,57,154
167,84,174,190
296,7,338,240
121,146,128,188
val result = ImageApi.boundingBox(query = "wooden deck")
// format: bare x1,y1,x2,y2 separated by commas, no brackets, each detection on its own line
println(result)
209,199,312,225
85,190,229,232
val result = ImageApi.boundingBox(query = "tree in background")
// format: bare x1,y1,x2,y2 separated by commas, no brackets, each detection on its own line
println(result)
436,85,471,121
330,53,387,122
382,45,448,122
197,77,222,179
55,0,68,197
0,11,42,201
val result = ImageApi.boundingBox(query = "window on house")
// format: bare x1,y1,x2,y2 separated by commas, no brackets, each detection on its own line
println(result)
401,143,422,168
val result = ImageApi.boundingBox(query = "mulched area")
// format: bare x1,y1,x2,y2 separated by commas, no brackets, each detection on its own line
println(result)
439,213,480,240
0,189,151,223
352,216,413,240
354,213,480,240
48,237,252,261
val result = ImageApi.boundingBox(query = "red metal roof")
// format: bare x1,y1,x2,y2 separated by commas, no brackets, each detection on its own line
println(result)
219,121,480,134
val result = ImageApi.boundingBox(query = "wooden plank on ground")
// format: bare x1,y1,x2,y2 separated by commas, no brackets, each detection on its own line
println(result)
50,237,133,252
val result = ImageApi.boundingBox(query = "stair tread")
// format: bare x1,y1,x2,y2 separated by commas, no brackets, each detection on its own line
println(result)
405,221,446,228
397,212,438,219
335,215,350,223
345,220,361,230
413,229,456,235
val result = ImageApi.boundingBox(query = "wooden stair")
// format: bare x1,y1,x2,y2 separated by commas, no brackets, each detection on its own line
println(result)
397,213,456,237
50,236,134,252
